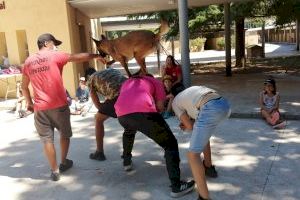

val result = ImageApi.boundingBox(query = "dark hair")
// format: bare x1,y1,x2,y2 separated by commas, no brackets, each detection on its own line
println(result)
166,55,177,66
264,78,276,95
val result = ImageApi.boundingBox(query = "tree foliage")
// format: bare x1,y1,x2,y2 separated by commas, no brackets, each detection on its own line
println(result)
128,0,300,38
268,0,300,25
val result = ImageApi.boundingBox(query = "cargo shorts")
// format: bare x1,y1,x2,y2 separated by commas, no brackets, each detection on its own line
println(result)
34,105,72,143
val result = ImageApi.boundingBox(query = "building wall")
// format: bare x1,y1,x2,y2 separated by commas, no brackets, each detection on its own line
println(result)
0,0,97,98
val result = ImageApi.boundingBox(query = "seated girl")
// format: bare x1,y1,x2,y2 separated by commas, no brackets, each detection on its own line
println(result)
259,78,286,129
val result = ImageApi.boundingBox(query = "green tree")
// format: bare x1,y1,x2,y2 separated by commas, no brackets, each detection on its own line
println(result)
231,0,269,68
269,0,300,25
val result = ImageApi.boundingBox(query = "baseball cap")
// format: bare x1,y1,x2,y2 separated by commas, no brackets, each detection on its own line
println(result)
79,77,86,82
37,33,62,47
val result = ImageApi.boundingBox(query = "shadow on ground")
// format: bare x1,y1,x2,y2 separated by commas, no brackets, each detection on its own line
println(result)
0,112,299,200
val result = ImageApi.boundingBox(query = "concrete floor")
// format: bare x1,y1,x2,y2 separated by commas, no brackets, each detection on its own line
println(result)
0,43,299,200
0,107,299,200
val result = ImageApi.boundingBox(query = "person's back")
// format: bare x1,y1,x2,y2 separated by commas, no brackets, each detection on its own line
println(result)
115,75,165,116
23,50,69,110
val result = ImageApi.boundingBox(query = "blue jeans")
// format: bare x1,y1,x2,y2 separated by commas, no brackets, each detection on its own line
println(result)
189,97,231,153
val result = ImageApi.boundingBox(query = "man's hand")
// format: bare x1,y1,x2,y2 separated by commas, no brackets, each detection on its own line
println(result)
179,122,186,131
179,113,194,131
27,103,34,112
97,56,107,64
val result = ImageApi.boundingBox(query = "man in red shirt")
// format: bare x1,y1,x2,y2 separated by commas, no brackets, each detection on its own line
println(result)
22,33,104,181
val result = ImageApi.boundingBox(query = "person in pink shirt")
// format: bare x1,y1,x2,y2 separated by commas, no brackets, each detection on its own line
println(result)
22,33,104,181
114,74,195,198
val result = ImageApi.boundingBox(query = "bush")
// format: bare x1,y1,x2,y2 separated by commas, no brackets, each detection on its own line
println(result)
216,36,235,50
216,37,225,50
190,37,206,52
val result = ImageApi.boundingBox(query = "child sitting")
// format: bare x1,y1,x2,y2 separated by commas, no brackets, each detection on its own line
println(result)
259,78,286,129
161,75,184,119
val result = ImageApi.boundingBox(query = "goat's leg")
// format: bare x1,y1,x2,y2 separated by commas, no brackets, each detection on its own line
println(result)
135,57,147,75
120,60,131,77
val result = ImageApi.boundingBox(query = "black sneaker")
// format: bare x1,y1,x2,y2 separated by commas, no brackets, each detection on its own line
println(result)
50,170,60,181
123,158,133,172
59,159,73,173
203,161,218,178
170,180,195,198
89,151,106,161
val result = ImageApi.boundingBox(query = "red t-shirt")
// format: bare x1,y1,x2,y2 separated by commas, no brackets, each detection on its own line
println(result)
23,50,70,111
165,65,182,83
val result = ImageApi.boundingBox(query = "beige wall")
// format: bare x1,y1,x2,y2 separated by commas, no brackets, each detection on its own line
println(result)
0,0,98,98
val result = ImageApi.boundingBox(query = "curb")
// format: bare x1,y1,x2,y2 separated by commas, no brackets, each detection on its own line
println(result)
230,112,300,120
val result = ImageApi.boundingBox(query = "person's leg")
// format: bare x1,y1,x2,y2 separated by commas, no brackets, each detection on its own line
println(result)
261,109,275,125
43,141,58,172
190,97,230,199
60,136,70,164
187,152,209,199
120,113,181,185
95,112,109,153
89,112,109,161
166,95,174,113
121,126,137,171
34,110,60,180
119,113,194,197
52,105,73,172
90,97,118,160
203,141,212,167
21,99,26,110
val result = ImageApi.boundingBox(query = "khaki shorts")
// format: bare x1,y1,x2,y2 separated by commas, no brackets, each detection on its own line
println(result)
34,105,72,143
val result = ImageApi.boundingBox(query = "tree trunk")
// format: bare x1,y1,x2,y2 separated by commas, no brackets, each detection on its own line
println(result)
235,18,245,68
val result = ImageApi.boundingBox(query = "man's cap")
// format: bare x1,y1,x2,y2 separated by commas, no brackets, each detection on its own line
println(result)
79,77,86,82
37,33,62,46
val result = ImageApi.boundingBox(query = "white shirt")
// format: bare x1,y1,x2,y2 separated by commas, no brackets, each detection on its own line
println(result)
172,86,216,119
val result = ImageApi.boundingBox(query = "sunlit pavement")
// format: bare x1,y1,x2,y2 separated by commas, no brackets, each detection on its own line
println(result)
0,108,299,200
0,43,299,199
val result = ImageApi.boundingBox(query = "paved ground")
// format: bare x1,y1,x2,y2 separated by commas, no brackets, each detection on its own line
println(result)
191,73,300,119
0,43,299,199
0,108,299,200
0,72,300,200
113,43,300,74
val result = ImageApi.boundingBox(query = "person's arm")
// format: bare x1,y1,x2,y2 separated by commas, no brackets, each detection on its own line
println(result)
161,66,166,77
156,100,165,112
172,66,183,86
273,93,280,111
151,77,166,112
68,53,106,63
259,92,267,111
21,74,34,112
179,113,194,131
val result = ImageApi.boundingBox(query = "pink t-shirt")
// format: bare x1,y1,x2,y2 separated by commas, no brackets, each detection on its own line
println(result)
115,76,166,117
23,50,70,111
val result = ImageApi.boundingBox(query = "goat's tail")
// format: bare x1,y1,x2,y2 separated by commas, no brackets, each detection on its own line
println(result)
155,20,169,40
